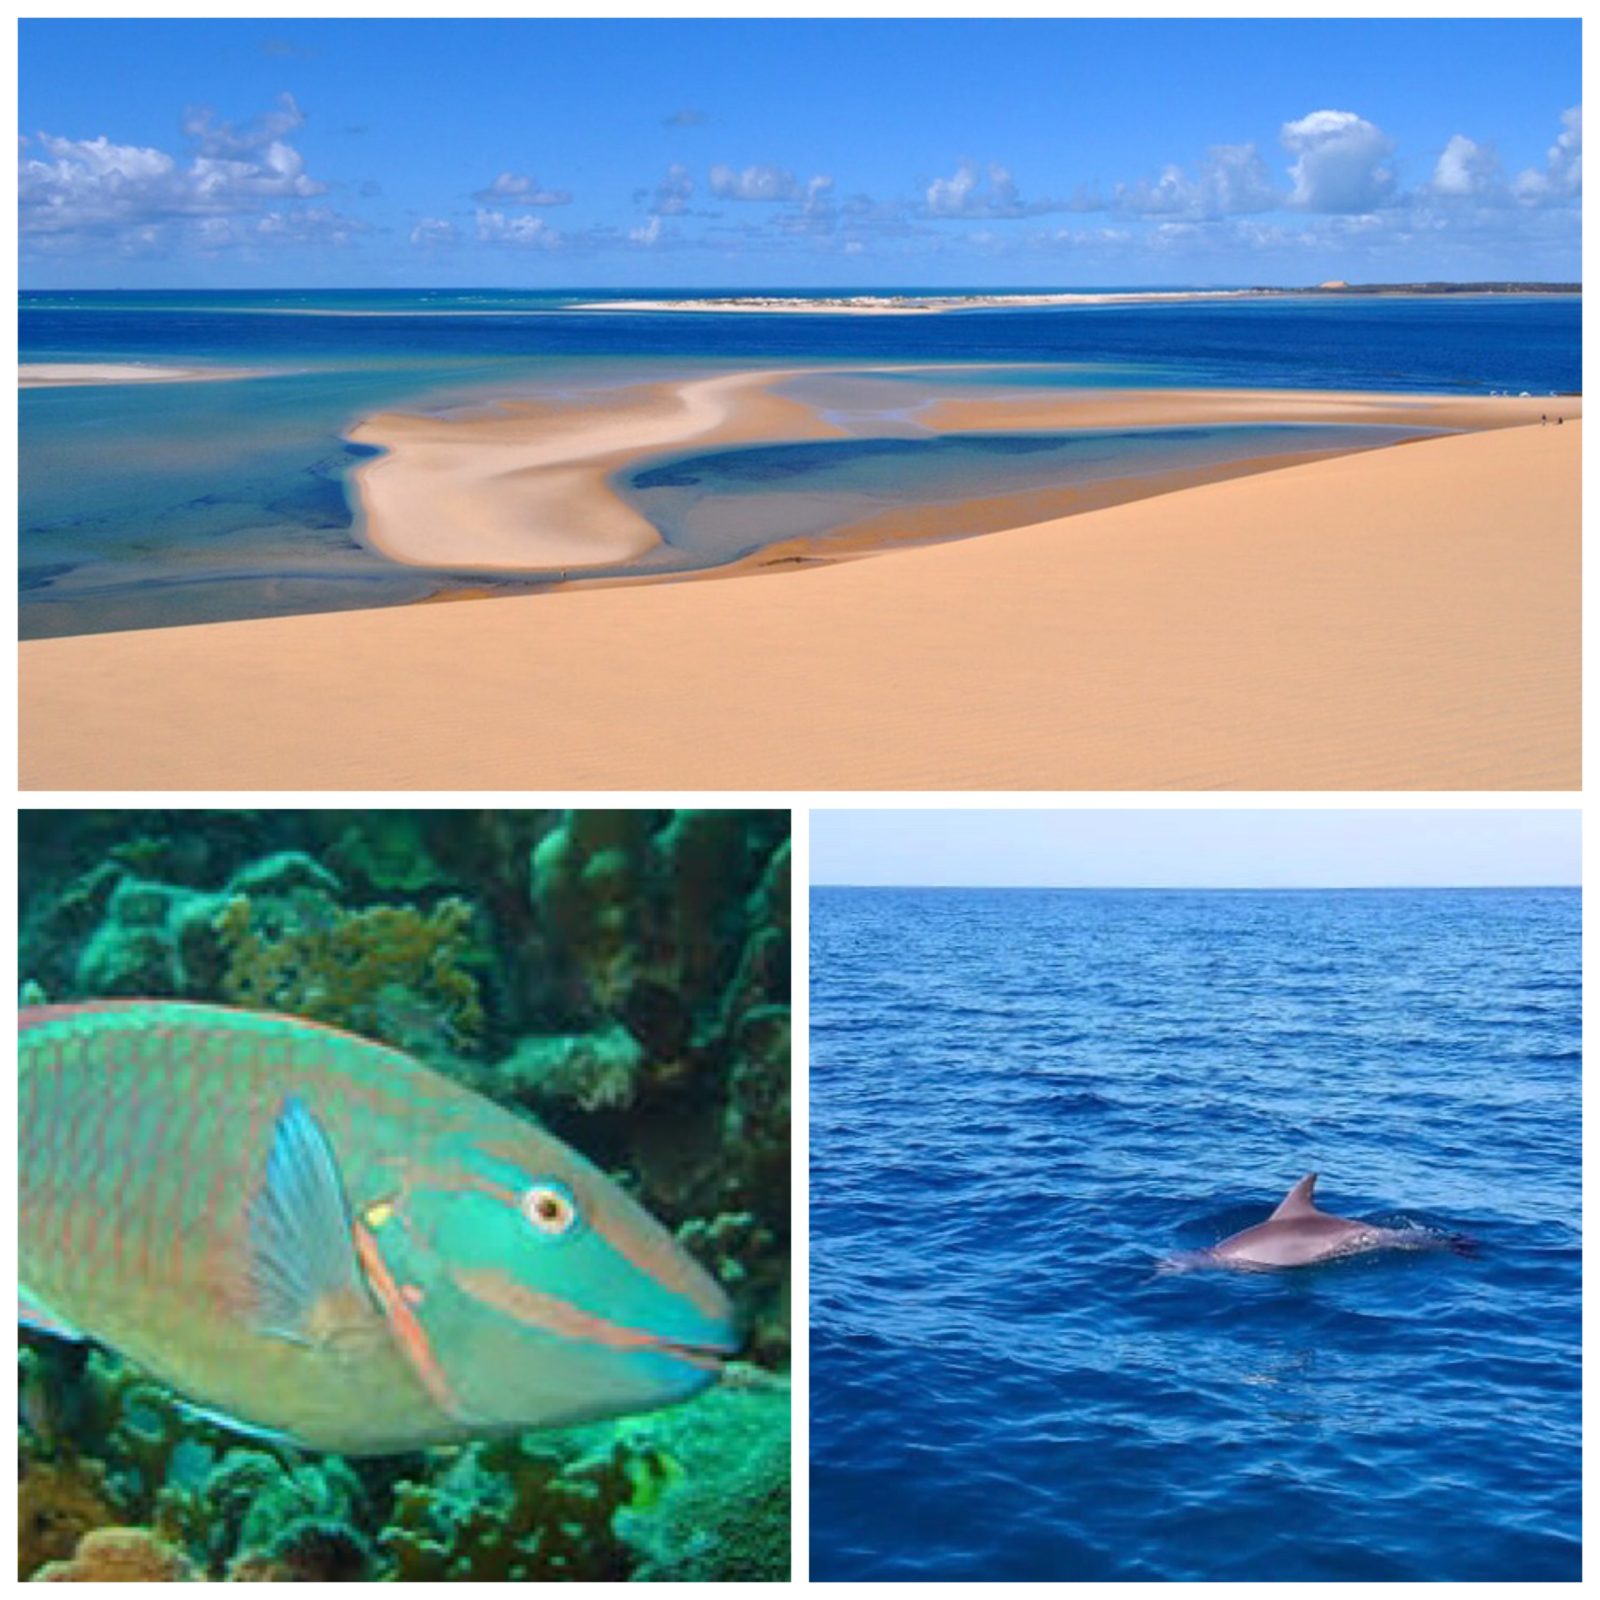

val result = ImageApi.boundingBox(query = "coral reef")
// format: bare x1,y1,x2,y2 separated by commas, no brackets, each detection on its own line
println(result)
216,892,485,1054
33,1527,198,1582
19,809,789,1582
618,1381,792,1581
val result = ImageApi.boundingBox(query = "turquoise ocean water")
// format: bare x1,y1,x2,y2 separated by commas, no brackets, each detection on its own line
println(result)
19,291,1579,636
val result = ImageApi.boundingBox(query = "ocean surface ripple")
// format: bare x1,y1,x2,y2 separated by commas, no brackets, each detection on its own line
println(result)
810,887,1580,1581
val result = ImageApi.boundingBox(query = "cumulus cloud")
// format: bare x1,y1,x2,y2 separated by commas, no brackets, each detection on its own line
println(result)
474,207,561,247
1281,109,1396,213
640,163,694,216
1430,134,1502,198
470,170,571,206
630,214,663,246
252,206,367,246
709,162,814,201
1116,144,1279,219
922,159,1089,219
410,216,460,248
19,93,337,253
926,160,1012,217
181,92,307,158
1515,105,1581,202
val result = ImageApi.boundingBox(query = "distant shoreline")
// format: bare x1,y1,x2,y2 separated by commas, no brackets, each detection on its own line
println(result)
570,284,1582,316
18,283,1580,318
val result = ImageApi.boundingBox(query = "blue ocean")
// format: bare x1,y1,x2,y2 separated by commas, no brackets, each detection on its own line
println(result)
19,291,1579,637
810,885,1580,1582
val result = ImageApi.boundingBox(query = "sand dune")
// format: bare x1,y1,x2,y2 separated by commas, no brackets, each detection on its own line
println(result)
20,419,1578,791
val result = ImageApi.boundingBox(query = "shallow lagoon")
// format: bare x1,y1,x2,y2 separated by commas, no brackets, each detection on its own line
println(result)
20,291,1578,636
622,422,1436,561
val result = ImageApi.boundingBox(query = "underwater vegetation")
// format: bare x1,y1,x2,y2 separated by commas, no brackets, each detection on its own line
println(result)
19,809,791,1581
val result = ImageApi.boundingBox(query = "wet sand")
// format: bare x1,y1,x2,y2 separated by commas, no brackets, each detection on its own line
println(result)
20,416,1578,791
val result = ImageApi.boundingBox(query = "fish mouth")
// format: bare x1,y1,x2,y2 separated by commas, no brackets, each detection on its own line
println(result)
644,1330,742,1375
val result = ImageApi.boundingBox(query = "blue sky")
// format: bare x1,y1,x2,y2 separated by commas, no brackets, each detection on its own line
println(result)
810,811,1581,889
19,19,1581,288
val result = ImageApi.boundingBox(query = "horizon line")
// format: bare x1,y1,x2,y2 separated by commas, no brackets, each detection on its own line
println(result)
17,279,1584,293
811,881,1580,892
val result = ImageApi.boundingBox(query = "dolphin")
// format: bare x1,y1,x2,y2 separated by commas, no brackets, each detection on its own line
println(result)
1163,1173,1450,1273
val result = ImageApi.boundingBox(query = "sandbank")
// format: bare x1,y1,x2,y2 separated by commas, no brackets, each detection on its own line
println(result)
347,368,840,569
19,363,262,388
571,290,1261,315
345,373,1550,574
20,418,1578,791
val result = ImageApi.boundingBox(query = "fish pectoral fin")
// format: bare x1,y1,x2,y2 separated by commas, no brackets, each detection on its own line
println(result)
20,1289,84,1342
247,1095,377,1347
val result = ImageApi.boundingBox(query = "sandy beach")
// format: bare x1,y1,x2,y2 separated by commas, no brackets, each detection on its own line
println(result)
18,363,260,388
20,412,1578,791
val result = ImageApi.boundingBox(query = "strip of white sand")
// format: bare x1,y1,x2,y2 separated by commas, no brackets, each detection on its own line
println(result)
19,363,260,388
571,290,1261,314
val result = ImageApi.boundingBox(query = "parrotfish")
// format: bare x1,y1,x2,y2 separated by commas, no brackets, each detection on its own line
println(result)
20,1001,737,1454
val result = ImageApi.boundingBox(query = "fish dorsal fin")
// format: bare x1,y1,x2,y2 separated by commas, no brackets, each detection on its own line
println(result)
248,1096,375,1347
1270,1173,1320,1219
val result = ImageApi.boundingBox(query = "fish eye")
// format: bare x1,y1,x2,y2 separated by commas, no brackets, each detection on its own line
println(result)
521,1180,579,1237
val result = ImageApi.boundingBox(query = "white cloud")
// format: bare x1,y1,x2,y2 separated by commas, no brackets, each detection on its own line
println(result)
1514,105,1581,202
253,206,367,246
410,216,460,248
1281,109,1396,213
709,163,808,202
1116,144,1279,219
19,93,334,253
1430,134,1502,198
470,170,571,206
181,92,306,160
630,214,663,246
644,163,694,216
474,207,561,247
922,159,1086,219
926,159,989,216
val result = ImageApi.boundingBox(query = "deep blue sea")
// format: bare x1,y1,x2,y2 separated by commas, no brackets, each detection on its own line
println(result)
19,291,1580,636
810,886,1581,1582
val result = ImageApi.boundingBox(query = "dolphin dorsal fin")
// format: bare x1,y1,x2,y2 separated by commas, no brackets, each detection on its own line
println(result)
1270,1173,1319,1219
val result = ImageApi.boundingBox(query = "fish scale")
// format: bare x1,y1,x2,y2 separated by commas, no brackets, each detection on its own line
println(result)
20,1000,736,1453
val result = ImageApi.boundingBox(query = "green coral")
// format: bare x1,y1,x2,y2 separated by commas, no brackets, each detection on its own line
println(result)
216,895,485,1054
618,1383,792,1581
382,1435,651,1582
